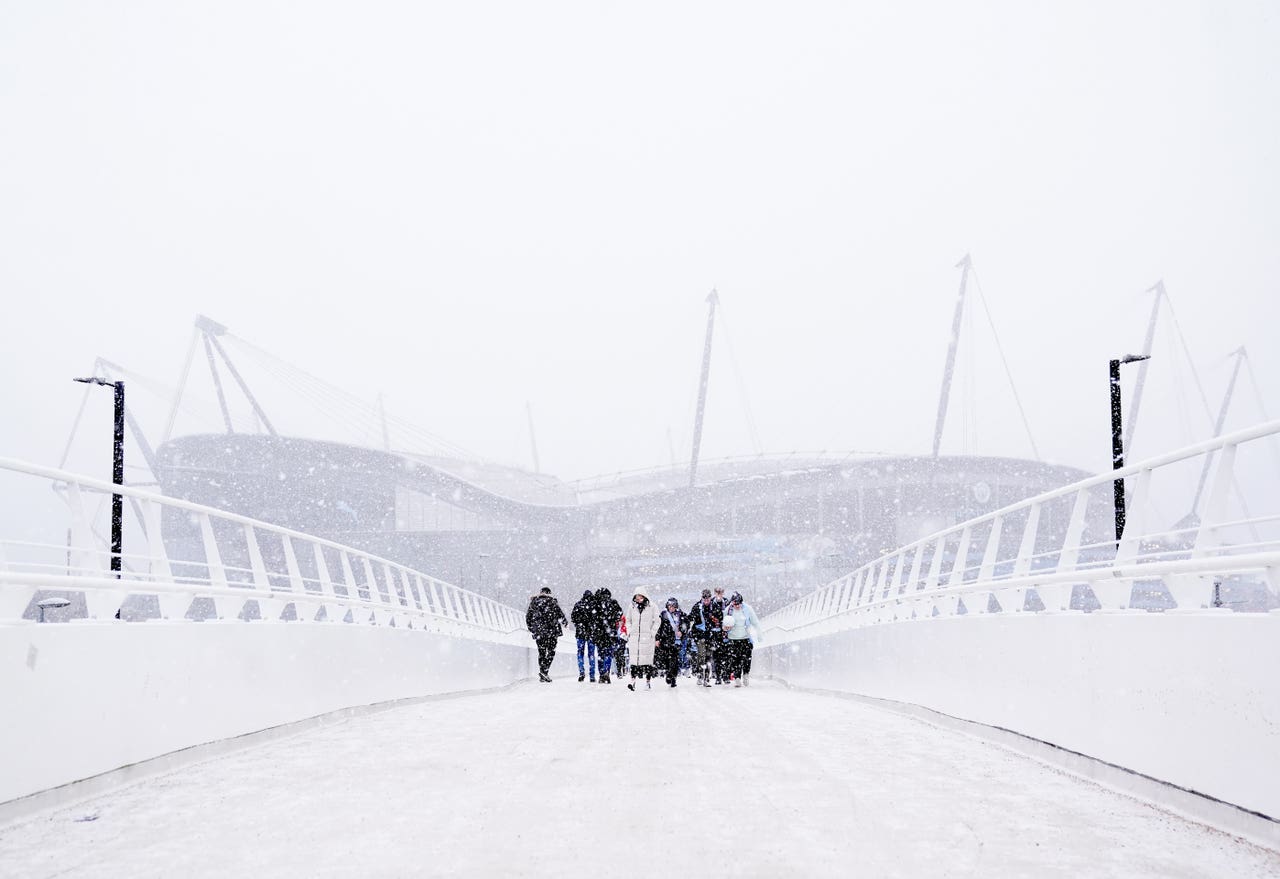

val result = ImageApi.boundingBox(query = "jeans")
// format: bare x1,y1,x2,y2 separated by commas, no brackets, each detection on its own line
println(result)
676,638,689,670
595,642,614,677
576,638,597,677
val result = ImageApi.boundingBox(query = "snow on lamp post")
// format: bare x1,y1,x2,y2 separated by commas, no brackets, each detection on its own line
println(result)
37,596,72,622
72,376,125,577
1110,355,1150,542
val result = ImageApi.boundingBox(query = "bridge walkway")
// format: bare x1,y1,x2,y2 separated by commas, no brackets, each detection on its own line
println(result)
1,680,1275,878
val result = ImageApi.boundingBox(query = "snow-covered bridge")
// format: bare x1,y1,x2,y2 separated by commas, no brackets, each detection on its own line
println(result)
2,421,1279,876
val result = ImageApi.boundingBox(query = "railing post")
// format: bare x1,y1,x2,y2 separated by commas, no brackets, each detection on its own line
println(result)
143,498,186,620
1192,443,1237,558
339,552,366,623
1114,468,1151,566
362,558,391,625
906,544,925,592
281,535,315,622
311,543,343,622
925,534,947,591
198,513,239,620
948,526,972,588
66,483,103,575
244,524,282,622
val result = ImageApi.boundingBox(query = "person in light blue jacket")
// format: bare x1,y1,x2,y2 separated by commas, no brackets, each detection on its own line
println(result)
723,592,761,687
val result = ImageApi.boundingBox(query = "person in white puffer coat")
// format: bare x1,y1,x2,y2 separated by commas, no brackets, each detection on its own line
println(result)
624,586,662,690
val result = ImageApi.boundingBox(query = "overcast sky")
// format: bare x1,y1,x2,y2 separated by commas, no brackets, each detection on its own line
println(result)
3,1,1278,488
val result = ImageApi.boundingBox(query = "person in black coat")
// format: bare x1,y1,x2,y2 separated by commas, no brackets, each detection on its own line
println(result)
591,587,622,684
656,597,687,687
571,589,597,682
686,588,724,687
526,587,568,682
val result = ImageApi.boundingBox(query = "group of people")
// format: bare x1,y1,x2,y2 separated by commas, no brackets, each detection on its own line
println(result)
525,584,761,690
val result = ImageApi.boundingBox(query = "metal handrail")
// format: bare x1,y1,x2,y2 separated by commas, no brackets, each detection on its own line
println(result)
0,457,529,644
761,420,1280,642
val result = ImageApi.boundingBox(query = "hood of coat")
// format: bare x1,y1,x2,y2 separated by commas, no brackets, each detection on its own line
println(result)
632,585,651,605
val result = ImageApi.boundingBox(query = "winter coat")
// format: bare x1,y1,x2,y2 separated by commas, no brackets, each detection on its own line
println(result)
724,601,761,644
526,594,567,641
592,594,623,647
657,609,685,647
687,598,724,641
655,608,685,668
571,593,595,639
624,597,662,667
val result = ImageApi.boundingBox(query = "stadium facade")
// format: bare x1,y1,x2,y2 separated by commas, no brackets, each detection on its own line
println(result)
155,433,1106,614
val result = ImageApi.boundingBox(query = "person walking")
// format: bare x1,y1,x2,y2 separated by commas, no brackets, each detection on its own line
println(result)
591,587,622,684
711,586,730,684
525,586,568,683
624,586,661,690
724,592,761,687
686,588,724,688
571,589,597,682
656,597,687,687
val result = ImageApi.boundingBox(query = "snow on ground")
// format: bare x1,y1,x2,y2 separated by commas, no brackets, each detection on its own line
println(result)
2,675,1276,878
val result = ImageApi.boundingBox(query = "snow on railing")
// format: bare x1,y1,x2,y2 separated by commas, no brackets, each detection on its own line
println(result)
761,420,1280,644
0,457,527,647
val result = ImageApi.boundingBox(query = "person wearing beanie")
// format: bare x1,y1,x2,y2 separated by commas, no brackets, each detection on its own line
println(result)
656,597,687,687
590,587,622,683
686,587,725,687
724,591,761,687
624,585,661,690
571,589,597,682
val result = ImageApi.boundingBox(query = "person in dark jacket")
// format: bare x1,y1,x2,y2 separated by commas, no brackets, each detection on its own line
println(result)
526,587,568,682
571,589,597,682
686,588,724,687
591,587,622,684
656,597,687,687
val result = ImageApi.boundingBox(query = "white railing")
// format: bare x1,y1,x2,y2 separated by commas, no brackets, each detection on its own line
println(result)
0,457,528,648
762,420,1280,644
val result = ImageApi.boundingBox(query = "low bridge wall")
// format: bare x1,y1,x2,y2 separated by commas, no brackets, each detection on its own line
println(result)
759,422,1280,836
760,612,1280,823
1,620,532,806
0,457,535,811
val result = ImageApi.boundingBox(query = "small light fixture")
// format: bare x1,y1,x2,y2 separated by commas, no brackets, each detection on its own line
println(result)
37,596,72,623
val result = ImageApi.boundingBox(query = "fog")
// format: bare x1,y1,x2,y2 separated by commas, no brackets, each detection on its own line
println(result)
2,1,1277,486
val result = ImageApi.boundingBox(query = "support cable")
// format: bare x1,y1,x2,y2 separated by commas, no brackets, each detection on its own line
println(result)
1242,351,1280,480
969,267,1041,460
716,302,763,455
225,335,477,460
162,327,201,445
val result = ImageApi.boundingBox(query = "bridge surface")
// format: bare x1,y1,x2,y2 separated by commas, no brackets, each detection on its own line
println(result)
3,680,1275,878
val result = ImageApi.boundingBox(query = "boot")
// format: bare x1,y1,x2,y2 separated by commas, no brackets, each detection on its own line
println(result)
627,681,635,691
743,674,750,687
579,674,586,682
734,678,742,688
539,672,551,683
601,673,610,684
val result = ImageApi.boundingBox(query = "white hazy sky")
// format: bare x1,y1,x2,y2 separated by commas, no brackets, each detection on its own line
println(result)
2,1,1278,486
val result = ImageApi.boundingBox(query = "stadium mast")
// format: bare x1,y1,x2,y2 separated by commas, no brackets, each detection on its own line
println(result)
932,254,972,458
689,289,720,488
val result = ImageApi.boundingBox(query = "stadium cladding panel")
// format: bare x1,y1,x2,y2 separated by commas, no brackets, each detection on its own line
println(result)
155,434,1105,615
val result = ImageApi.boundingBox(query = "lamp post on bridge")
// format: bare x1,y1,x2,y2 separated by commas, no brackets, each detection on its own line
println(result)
1110,355,1151,542
73,377,125,577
